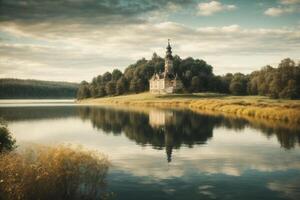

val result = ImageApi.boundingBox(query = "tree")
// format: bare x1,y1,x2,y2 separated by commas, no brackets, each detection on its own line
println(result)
191,76,200,92
102,72,112,83
77,81,91,99
76,54,300,100
280,80,299,99
112,69,123,81
116,77,127,95
129,78,139,93
105,81,116,96
97,86,106,97
229,73,248,95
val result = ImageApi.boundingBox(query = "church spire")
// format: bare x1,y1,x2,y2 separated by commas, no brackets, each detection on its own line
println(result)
164,39,173,75
166,39,172,58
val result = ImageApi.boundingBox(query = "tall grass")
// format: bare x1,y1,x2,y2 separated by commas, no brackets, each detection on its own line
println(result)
0,145,110,200
189,100,300,123
79,92,300,123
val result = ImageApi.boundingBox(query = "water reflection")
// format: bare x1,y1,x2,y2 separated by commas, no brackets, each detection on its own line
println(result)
78,106,300,162
0,106,77,121
1,104,300,200
1,105,299,152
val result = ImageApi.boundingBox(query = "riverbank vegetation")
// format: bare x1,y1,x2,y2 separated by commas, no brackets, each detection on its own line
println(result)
0,145,110,200
78,92,300,123
0,79,79,99
0,120,16,153
0,120,110,200
77,56,300,100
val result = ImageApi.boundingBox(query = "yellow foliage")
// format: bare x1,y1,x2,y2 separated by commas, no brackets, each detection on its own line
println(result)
78,92,300,123
189,99,300,123
0,145,110,200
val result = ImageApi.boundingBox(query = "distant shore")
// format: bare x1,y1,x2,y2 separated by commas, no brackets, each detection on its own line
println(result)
77,92,300,123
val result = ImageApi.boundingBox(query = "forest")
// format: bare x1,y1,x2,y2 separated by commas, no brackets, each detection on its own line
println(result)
77,54,300,100
0,79,79,99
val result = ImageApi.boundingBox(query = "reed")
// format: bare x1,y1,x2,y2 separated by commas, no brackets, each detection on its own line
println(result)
189,99,300,123
0,145,110,200
78,92,300,124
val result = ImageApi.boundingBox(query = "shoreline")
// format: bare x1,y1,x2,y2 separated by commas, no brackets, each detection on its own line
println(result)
77,92,300,124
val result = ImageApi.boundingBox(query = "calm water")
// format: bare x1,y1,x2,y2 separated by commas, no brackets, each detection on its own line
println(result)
0,100,300,200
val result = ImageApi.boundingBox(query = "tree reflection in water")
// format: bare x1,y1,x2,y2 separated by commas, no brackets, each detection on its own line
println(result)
78,106,300,162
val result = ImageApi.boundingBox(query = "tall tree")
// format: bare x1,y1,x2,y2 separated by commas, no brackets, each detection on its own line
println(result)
77,81,91,99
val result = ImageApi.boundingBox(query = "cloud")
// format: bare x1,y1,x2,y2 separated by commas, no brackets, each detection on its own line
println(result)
0,0,193,26
280,0,300,5
265,0,300,16
1,19,299,81
264,7,285,16
0,1,299,81
197,1,237,16
264,6,296,16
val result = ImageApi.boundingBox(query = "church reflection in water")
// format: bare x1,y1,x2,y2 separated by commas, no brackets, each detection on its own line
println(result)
77,106,300,163
149,109,179,162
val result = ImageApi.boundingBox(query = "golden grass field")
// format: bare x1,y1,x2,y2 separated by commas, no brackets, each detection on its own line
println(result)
78,92,300,123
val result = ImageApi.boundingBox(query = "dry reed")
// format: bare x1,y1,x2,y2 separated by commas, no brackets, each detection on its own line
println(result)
0,145,110,200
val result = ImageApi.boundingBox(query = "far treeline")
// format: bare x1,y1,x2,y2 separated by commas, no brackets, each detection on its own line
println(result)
0,79,79,99
77,55,300,100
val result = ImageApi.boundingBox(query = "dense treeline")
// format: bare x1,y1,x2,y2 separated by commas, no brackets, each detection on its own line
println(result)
247,58,300,99
0,79,79,99
77,56,300,99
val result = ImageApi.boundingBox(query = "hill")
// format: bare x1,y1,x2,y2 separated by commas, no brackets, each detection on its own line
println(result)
77,55,300,100
0,79,79,99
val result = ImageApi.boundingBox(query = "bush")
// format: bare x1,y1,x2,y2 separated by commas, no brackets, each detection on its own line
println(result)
0,120,16,153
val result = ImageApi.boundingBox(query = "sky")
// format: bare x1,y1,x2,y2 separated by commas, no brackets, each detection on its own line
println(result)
0,0,300,82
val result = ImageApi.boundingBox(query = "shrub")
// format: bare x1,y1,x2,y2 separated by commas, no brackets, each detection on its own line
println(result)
0,119,16,153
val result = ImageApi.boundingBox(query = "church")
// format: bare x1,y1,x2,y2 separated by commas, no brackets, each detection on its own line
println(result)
149,40,183,94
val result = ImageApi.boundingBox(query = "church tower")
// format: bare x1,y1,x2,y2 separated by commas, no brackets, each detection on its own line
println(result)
149,39,183,94
164,39,173,75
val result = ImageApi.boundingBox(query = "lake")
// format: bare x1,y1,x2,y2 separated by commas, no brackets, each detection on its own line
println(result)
0,100,300,200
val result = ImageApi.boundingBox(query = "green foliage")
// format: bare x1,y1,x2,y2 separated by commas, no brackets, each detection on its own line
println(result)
248,58,300,99
77,81,91,99
116,77,127,95
0,79,79,99
77,56,300,100
229,73,249,95
105,81,116,95
0,119,16,153
77,53,215,99
112,69,122,81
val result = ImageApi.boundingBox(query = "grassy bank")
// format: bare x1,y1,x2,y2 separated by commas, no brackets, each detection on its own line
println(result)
78,92,300,123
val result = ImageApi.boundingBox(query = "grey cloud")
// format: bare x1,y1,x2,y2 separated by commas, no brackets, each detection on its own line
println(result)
0,0,194,25
1,21,300,80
